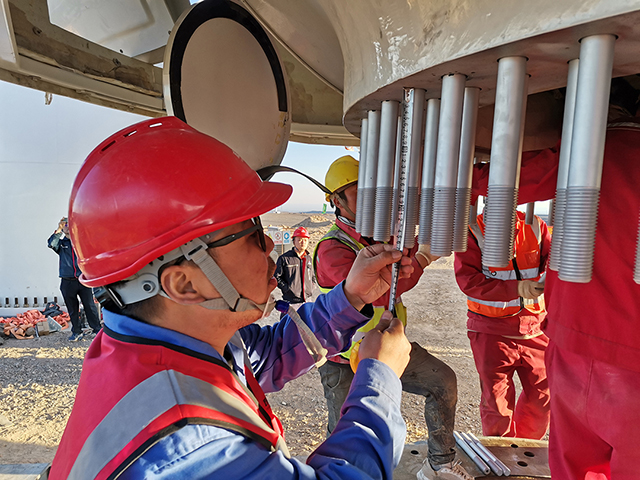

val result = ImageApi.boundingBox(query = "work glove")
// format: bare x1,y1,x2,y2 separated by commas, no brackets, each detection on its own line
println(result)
518,280,544,299
416,244,440,268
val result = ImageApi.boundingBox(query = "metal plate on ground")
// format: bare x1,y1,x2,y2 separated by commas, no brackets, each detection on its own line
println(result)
482,437,551,478
396,438,550,479
394,441,429,480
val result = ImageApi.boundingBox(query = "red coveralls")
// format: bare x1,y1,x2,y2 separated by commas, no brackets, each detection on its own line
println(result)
473,121,640,478
454,211,551,439
314,218,424,307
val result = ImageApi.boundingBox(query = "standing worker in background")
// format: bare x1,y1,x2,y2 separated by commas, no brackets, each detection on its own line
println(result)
50,117,416,479
454,210,551,439
47,217,102,341
274,226,316,314
314,155,472,480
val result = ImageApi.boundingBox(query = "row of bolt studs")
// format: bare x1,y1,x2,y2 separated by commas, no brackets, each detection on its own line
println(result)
354,33,640,284
1,297,60,309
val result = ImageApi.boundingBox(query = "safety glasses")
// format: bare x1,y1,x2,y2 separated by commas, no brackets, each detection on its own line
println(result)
206,217,266,252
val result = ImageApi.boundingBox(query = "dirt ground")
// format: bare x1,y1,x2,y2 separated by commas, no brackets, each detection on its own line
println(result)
0,213,487,464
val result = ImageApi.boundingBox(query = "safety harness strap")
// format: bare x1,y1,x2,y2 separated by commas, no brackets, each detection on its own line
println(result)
180,239,266,313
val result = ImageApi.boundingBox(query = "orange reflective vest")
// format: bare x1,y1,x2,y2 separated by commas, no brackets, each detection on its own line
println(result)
466,212,545,317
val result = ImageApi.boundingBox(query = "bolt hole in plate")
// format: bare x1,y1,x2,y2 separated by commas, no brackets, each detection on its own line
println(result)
163,0,290,172
470,438,551,478
410,450,420,455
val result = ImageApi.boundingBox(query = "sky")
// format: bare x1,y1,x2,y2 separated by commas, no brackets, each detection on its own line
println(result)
0,80,348,213
0,79,549,216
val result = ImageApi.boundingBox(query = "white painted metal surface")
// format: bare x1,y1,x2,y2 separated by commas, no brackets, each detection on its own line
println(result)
163,1,290,170
47,0,184,58
0,0,17,66
3,0,640,301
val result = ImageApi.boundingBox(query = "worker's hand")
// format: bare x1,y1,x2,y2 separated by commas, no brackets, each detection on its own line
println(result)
415,244,440,269
358,310,411,378
56,218,66,234
343,244,413,311
518,280,544,299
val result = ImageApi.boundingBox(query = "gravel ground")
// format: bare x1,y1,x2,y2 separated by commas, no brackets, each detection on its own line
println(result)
0,213,490,464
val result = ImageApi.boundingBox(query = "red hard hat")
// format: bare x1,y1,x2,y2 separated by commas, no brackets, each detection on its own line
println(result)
292,227,310,238
69,116,292,287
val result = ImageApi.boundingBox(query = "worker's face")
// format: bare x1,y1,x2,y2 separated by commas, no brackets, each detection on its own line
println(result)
204,218,276,308
293,236,308,252
337,183,358,221
60,219,69,236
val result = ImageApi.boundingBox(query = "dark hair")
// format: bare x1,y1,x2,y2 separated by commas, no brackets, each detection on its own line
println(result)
114,296,161,323
96,284,161,323
95,255,193,323
331,190,349,218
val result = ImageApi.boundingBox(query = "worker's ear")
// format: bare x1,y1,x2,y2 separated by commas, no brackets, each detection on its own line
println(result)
160,263,209,305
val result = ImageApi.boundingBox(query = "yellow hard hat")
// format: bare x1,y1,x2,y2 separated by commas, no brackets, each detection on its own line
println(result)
325,155,359,200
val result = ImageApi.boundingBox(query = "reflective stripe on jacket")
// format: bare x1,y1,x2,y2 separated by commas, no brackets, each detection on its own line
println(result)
313,224,406,360
49,329,287,480
466,211,545,317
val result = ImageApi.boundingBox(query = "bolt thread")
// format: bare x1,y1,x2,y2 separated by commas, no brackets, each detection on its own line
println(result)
418,187,434,244
391,187,399,237
635,210,640,285
482,186,518,267
360,187,376,237
430,187,456,256
374,187,393,242
548,189,566,271
355,187,364,233
559,188,600,283
402,187,420,249
453,187,472,252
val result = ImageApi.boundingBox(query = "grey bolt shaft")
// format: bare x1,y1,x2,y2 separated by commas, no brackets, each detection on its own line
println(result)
418,98,441,245
432,74,467,256
561,34,615,283
525,202,535,225
355,117,368,233
453,431,490,475
453,87,480,252
549,59,579,271
361,110,381,237
391,117,403,235
483,56,528,268
374,101,400,242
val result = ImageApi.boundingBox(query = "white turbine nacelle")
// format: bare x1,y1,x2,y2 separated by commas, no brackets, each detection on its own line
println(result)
1,0,640,307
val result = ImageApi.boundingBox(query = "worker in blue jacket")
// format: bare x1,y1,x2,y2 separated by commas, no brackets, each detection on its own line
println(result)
49,117,414,480
47,217,101,341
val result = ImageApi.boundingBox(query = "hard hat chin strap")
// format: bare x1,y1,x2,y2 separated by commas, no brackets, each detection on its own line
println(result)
180,239,273,315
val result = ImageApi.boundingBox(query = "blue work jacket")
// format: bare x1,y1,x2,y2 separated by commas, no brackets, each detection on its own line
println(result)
98,283,407,479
